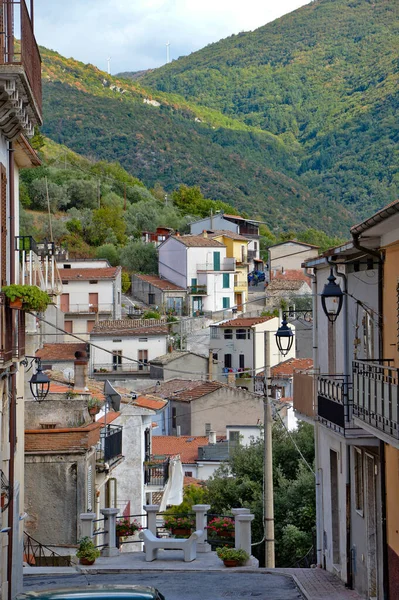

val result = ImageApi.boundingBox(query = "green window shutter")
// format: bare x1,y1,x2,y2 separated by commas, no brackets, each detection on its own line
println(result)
223,297,230,309
213,252,220,271
191,278,197,286
223,273,230,288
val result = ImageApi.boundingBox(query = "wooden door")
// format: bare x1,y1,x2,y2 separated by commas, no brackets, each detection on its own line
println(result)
236,292,243,311
61,293,70,312
89,292,98,313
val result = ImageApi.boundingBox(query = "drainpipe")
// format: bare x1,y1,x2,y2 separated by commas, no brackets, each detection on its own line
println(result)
305,266,323,567
351,233,388,598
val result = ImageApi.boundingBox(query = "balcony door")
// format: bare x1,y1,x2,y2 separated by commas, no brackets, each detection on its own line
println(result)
60,293,69,312
112,350,122,371
89,292,98,313
138,349,148,371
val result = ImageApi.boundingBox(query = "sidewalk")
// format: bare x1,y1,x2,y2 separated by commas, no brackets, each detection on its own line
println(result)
24,551,365,600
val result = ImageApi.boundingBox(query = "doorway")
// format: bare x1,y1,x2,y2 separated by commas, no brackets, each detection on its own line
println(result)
365,453,377,599
89,292,98,313
236,292,243,311
112,350,122,371
60,293,70,312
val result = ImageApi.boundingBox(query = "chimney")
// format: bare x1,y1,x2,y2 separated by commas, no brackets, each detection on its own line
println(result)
202,230,208,238
227,371,235,386
74,350,89,391
209,430,216,444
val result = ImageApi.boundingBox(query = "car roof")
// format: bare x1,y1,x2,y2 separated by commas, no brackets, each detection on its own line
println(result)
16,586,164,600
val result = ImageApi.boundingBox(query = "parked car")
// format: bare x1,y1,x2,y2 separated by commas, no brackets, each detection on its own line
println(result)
16,586,165,600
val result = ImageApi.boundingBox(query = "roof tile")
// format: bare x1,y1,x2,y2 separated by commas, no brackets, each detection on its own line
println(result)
216,316,274,328
152,435,209,463
133,274,185,291
60,267,120,281
36,343,86,362
91,319,169,336
171,235,225,248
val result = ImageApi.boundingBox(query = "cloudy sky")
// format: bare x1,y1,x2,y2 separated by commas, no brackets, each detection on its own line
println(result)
35,0,311,74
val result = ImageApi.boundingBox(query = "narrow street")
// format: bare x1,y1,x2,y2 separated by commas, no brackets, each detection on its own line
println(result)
23,572,303,600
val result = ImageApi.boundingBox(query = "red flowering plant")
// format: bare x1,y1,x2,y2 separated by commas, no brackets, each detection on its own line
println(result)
116,518,142,537
206,516,235,537
163,515,195,532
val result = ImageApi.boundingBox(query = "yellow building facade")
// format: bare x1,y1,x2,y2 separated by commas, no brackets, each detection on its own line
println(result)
210,233,249,311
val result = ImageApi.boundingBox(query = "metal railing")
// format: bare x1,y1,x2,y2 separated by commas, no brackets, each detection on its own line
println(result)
92,363,149,374
62,303,113,314
144,459,169,487
353,359,399,440
188,285,207,295
98,425,123,463
23,532,71,567
1,0,42,115
197,258,236,272
317,375,351,433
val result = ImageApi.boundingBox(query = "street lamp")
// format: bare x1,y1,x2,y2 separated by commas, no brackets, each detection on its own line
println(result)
21,357,51,402
320,268,344,323
275,314,294,356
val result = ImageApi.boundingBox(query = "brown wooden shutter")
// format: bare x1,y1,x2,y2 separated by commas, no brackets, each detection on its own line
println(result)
0,164,7,287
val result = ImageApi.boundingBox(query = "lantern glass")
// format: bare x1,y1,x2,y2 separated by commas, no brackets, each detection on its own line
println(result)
320,268,344,323
29,365,50,402
275,315,294,357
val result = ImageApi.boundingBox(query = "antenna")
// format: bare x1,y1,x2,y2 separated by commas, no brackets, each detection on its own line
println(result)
166,42,170,64
107,56,111,75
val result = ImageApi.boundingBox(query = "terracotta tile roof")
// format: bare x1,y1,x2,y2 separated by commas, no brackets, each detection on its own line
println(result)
217,316,274,327
171,235,225,248
133,274,185,291
36,343,87,362
207,230,250,242
60,266,120,281
270,358,313,378
149,351,207,365
152,435,209,463
270,269,310,282
91,319,169,336
184,476,204,487
143,379,223,402
132,395,167,411
266,279,308,292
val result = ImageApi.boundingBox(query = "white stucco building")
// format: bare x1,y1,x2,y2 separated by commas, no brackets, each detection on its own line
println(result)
158,234,235,316
90,319,169,377
268,240,319,274
209,316,295,391
56,262,122,340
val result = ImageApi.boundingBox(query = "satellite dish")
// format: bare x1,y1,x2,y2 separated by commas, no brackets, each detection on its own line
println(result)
63,368,74,383
104,380,121,412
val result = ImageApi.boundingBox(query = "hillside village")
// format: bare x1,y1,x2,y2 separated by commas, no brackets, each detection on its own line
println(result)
0,0,397,599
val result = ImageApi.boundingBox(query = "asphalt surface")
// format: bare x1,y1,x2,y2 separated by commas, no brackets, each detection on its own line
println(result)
23,572,304,600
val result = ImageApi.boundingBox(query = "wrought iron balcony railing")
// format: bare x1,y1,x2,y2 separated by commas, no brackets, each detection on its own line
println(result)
353,359,399,441
98,424,123,464
317,375,352,433
197,258,236,272
144,459,169,487
92,363,149,374
188,285,207,295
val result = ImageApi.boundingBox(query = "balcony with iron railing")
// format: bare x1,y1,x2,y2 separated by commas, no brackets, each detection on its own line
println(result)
0,0,42,133
293,371,315,419
92,363,149,375
143,457,169,488
317,375,353,434
188,285,207,295
197,258,236,272
62,303,113,315
352,359,398,442
97,424,123,466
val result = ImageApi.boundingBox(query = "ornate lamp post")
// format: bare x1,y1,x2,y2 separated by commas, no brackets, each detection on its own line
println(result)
320,268,344,323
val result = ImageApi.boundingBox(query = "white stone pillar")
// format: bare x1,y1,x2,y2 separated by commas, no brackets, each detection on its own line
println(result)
193,504,211,553
143,505,159,536
232,508,250,549
100,508,120,557
79,512,96,540
236,513,258,567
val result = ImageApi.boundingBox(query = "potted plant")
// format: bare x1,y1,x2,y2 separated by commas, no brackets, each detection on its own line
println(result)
3,284,51,312
163,515,195,537
76,536,100,565
216,546,249,567
206,516,235,538
116,518,142,538
87,398,102,416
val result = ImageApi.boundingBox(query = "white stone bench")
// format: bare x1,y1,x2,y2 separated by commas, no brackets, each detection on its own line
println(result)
139,529,203,562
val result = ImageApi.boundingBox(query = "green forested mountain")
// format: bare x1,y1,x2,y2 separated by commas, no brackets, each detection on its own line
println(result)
139,0,399,217
40,47,350,236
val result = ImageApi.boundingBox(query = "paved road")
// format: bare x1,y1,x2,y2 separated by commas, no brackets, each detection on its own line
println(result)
23,572,303,600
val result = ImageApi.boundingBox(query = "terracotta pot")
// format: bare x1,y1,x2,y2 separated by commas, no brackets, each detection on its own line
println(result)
171,528,192,537
223,559,238,568
88,407,99,416
79,557,95,565
9,298,23,310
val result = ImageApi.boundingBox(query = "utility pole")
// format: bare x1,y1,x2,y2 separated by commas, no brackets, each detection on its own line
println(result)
263,330,275,567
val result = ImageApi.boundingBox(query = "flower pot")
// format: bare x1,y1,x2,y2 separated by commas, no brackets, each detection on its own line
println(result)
171,528,192,537
9,298,23,310
223,559,238,568
79,557,96,565
89,407,100,416
219,531,234,538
